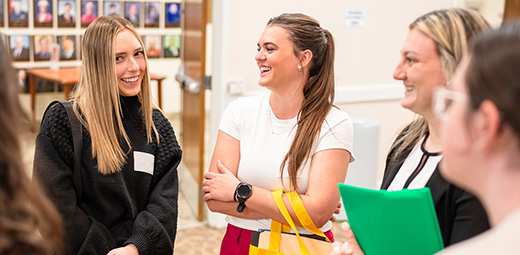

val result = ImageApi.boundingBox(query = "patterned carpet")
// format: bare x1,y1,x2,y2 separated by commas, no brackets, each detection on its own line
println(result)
173,217,346,254
174,223,226,254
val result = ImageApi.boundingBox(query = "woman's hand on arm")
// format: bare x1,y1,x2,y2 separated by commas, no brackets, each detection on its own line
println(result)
203,160,240,202
200,131,287,221
203,131,240,208
201,132,268,219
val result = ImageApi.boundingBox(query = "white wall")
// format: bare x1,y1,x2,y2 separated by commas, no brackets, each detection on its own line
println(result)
217,0,452,93
480,0,505,27
148,58,182,113
455,0,505,27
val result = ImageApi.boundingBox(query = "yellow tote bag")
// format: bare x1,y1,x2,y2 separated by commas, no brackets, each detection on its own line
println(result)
249,190,332,255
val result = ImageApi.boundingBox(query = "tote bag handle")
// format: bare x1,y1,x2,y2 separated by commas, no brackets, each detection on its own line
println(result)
270,190,331,254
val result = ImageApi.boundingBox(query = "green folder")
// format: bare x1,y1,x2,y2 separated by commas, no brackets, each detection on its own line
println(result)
338,184,444,255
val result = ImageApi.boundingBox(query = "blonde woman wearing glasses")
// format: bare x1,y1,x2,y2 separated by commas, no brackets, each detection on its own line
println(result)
331,8,491,255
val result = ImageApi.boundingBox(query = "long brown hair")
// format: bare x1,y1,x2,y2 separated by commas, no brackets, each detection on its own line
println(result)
391,8,490,161
0,35,62,254
268,13,335,191
73,16,159,175
466,20,520,138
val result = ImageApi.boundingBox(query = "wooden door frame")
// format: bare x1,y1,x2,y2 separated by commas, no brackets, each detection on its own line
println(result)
504,0,520,21
180,0,212,222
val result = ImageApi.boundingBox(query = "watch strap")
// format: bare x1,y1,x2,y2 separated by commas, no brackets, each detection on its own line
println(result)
237,202,246,213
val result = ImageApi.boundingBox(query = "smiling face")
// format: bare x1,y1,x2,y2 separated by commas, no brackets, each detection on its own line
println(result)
115,29,146,96
254,25,301,91
393,29,446,117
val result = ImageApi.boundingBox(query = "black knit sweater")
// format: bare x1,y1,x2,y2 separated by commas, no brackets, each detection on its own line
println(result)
33,96,182,255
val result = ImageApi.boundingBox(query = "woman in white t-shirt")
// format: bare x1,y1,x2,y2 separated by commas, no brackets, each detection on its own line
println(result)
202,13,354,255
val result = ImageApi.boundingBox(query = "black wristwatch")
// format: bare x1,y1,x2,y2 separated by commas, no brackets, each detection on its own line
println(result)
234,182,252,213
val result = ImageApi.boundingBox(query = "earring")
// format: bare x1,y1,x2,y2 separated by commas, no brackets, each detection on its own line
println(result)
298,65,301,71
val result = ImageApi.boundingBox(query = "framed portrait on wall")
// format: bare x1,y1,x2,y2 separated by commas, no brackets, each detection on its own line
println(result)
144,35,162,58
8,0,29,27
9,35,31,61
81,0,98,28
17,69,29,92
144,2,159,28
165,2,180,28
163,34,180,58
34,0,53,27
58,0,76,28
58,35,76,60
124,1,140,27
33,35,54,61
103,1,121,16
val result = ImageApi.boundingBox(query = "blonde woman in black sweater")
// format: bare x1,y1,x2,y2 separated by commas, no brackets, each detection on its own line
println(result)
33,16,182,255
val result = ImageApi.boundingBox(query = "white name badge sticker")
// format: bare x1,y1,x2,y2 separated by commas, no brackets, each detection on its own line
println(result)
134,151,155,175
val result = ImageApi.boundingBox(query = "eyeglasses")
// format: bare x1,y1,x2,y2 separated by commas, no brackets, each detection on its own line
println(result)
433,87,469,120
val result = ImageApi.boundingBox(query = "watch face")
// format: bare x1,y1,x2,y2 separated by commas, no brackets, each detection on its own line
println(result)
238,184,251,198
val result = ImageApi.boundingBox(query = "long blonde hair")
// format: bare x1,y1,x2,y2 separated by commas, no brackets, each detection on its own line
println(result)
0,34,62,255
268,13,335,191
391,8,490,160
73,16,159,175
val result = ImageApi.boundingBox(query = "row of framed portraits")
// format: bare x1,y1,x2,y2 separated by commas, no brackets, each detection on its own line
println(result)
8,33,181,62
2,0,181,28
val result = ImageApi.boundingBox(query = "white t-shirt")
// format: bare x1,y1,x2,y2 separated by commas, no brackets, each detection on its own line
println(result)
218,93,355,234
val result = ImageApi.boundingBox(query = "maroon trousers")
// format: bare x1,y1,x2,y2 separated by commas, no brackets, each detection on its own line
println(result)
219,223,335,255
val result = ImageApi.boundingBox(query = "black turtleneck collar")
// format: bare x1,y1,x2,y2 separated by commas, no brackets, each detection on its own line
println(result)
120,95,141,118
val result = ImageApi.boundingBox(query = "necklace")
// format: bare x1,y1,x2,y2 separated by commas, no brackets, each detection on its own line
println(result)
268,108,296,134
